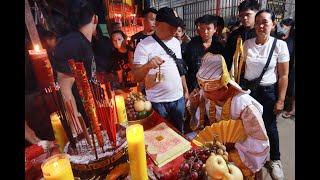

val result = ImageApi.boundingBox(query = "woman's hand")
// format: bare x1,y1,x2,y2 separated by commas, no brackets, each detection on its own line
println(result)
189,88,200,108
274,99,284,115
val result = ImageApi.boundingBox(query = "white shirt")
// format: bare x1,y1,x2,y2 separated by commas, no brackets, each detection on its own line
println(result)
133,36,183,102
192,91,269,173
243,37,290,86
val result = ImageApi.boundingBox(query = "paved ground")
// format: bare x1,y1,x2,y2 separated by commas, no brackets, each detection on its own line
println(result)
261,112,295,180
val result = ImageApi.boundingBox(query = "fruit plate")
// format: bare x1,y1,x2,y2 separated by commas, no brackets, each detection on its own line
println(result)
128,109,154,127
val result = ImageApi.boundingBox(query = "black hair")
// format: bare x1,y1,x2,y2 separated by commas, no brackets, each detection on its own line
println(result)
281,18,295,28
227,19,241,28
281,18,295,38
111,22,121,30
142,8,158,18
111,30,127,40
198,14,218,27
69,0,96,30
238,0,260,12
255,9,275,22
194,16,202,26
180,24,186,31
216,16,225,27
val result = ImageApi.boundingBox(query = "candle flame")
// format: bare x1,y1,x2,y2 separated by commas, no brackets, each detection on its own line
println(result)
53,161,59,167
133,127,137,134
34,44,40,52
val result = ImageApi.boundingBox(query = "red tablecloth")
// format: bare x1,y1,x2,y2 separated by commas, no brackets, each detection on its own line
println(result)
143,111,198,179
25,111,198,180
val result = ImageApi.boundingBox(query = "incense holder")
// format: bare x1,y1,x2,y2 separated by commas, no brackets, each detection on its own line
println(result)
63,125,128,179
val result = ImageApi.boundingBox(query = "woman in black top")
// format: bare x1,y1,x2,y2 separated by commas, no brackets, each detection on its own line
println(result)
111,30,135,87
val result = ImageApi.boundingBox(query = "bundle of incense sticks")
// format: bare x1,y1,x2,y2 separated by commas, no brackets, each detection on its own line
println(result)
90,80,117,147
67,60,91,148
69,60,98,158
44,85,77,151
68,60,104,151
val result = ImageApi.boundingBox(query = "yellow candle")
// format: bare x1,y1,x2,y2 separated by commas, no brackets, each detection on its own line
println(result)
126,124,148,180
41,153,74,180
115,95,128,124
50,112,68,153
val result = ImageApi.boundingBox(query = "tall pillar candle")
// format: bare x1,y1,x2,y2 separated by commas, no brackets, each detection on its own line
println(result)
126,124,148,180
50,112,68,153
115,95,128,125
28,44,55,90
41,153,74,180
28,44,56,113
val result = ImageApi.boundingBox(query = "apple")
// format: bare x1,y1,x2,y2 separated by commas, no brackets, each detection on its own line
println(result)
222,164,243,180
144,101,152,112
137,110,147,119
205,153,229,179
134,100,145,112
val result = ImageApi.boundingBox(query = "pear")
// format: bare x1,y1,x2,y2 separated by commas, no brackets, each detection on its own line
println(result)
222,164,243,180
134,100,145,112
144,101,152,112
205,153,229,179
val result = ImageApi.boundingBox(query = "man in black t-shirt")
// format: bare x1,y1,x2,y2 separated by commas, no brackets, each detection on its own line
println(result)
129,8,157,50
183,14,225,93
224,0,260,70
52,1,98,134
128,8,157,94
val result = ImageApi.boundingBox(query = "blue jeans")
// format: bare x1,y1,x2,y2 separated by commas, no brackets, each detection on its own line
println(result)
251,84,281,160
151,96,185,134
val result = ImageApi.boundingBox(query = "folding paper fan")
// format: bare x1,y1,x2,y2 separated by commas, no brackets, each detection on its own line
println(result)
192,120,247,146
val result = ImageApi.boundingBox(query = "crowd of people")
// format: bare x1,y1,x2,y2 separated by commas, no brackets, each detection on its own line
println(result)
25,0,295,179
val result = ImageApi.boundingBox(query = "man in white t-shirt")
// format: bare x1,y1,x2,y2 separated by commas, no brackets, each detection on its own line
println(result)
131,7,186,133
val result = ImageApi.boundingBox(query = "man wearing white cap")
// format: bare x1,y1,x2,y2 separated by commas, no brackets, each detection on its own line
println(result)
189,53,269,179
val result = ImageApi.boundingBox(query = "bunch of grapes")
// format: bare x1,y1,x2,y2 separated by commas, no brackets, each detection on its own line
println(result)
176,135,229,180
125,91,146,120
125,99,138,120
176,148,208,180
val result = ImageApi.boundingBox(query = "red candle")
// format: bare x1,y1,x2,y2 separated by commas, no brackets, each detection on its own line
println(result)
28,44,55,90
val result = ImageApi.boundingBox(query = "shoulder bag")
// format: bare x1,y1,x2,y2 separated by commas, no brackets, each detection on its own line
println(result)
152,34,187,76
242,38,277,93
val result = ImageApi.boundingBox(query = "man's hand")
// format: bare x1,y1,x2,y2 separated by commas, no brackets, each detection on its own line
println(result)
131,56,165,83
147,56,165,69
189,88,200,108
